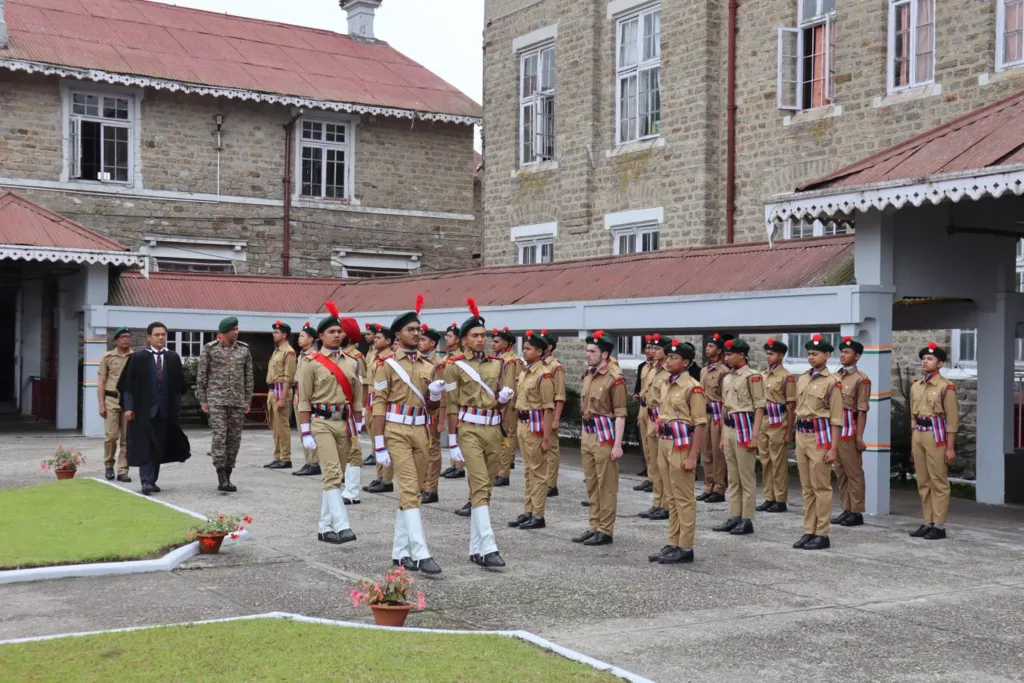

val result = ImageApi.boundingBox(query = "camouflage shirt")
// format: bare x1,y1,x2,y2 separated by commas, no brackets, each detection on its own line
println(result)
196,340,254,408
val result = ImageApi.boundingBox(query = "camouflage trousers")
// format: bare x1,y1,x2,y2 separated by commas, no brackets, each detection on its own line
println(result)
210,406,244,469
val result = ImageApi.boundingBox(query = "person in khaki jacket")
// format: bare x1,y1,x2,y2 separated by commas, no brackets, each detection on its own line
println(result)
649,339,707,565
713,338,765,536
292,321,321,477
573,330,628,547
639,336,671,521
507,331,555,530
419,324,445,504
493,327,522,487
831,336,872,528
792,334,844,551
699,333,732,503
634,335,656,491
365,324,397,493
339,317,366,503
541,331,566,497
757,337,796,513
909,342,959,541
266,321,297,469
98,326,133,482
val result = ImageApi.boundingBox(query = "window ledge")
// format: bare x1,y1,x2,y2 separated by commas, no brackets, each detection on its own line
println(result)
782,104,843,127
979,66,1024,87
294,196,360,209
605,136,665,158
872,84,942,109
512,159,560,177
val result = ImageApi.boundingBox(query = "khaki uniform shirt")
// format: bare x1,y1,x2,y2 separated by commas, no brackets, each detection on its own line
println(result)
659,373,709,426
762,364,797,405
722,364,766,415
700,361,728,403
98,348,131,394
364,347,379,410
838,367,871,414
910,374,960,433
294,347,312,400
500,349,523,422
372,346,434,414
543,355,567,403
444,352,503,414
644,363,671,412
266,344,297,398
795,367,844,426
515,362,555,412
296,348,362,414
581,362,628,419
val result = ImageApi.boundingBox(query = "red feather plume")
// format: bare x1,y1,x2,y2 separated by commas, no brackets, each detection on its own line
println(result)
672,338,680,346
713,333,720,341
766,337,775,345
526,330,534,338
725,339,735,349
492,328,499,334
645,334,652,343
653,333,660,341
812,333,822,342
541,329,547,335
274,320,281,326
422,323,429,331
415,293,425,314
843,336,852,342
928,341,937,350
593,330,604,340
467,297,481,319
503,326,509,332
325,301,340,318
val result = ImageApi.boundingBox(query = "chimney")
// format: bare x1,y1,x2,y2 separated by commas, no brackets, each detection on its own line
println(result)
340,0,382,41
0,0,8,50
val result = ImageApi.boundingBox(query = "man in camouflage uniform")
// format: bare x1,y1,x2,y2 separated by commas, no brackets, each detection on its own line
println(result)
196,316,254,492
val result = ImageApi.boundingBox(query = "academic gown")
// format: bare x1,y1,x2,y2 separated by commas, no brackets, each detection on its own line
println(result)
117,349,192,467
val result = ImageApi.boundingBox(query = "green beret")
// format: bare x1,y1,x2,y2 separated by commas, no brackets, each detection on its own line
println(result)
764,337,788,354
420,325,442,343
541,331,557,349
666,338,695,360
838,336,864,354
218,317,239,334
391,311,420,336
272,320,291,335
585,330,615,353
919,342,947,362
113,326,131,339
804,334,834,353
648,333,671,351
523,330,549,351
724,338,751,354
300,321,317,338
709,333,734,350
460,315,485,338
491,327,516,344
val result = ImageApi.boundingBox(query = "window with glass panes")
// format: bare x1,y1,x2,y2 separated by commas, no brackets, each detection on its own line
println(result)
613,224,660,255
70,92,132,182
889,0,935,91
785,216,852,239
785,332,841,359
777,0,836,112
520,44,555,165
300,119,351,199
616,5,661,144
518,239,554,265
167,331,208,359
999,0,1024,71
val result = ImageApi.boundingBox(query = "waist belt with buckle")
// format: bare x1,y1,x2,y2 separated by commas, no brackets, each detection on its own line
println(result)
658,421,693,448
105,390,119,398
385,404,428,426
311,404,349,420
583,415,616,444
458,407,501,426
914,415,949,446
727,411,755,447
517,409,544,434
796,417,833,449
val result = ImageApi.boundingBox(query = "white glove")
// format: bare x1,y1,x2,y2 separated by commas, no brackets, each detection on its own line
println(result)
428,379,444,401
301,424,316,451
355,420,365,434
498,387,515,404
447,434,464,463
375,435,391,467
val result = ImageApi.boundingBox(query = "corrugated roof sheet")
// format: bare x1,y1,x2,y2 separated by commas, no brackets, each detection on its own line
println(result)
799,89,1024,192
110,236,855,313
0,191,129,251
0,0,481,120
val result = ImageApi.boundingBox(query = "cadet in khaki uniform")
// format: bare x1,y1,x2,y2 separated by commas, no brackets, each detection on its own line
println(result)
365,324,398,493
634,336,656,491
832,336,871,528
419,325,444,504
494,327,522,486
266,321,297,468
541,331,566,497
338,317,366,503
441,323,468,482
573,331,628,547
792,334,843,551
713,338,765,536
698,333,732,503
296,302,360,545
507,331,555,530
98,326,133,482
909,342,959,540
649,339,707,565
293,322,321,477
639,336,670,521
373,296,443,574
444,299,511,567
757,337,796,513
361,323,382,468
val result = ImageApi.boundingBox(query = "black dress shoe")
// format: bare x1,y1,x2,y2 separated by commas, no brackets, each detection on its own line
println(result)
401,558,420,571
659,547,694,564
792,534,814,549
393,556,411,567
116,474,132,483
696,491,712,502
222,468,237,493
547,486,559,497
923,527,947,540
648,508,669,521
649,546,673,562
494,476,510,487
417,557,442,574
454,502,472,517
269,460,292,469
729,519,754,535
362,454,376,466
141,484,159,495
366,481,394,494
803,535,830,550
343,496,360,505
263,461,276,468
292,464,312,476
317,531,343,544
421,491,439,504
909,524,932,538
295,464,321,477
469,554,484,566
363,478,381,492
712,518,740,532
105,468,115,481
831,510,851,525
756,499,774,512
840,513,864,527
637,468,648,477
441,466,456,477
704,493,726,503
443,468,466,479
520,516,546,530
508,513,531,528
767,502,787,513
633,479,651,491
572,530,596,544
336,529,356,543
581,500,591,507
638,506,657,519
583,532,613,546
481,551,506,567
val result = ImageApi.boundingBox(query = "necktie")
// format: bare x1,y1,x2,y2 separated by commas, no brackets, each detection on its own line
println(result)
156,352,164,380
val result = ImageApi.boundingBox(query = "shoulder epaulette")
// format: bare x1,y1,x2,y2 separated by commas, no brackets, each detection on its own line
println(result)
543,372,553,379
786,375,796,382
286,348,295,355
237,341,249,347
205,340,219,347
555,364,564,373
750,375,762,383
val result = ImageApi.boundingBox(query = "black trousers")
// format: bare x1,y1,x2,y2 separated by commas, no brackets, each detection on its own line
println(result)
139,414,167,485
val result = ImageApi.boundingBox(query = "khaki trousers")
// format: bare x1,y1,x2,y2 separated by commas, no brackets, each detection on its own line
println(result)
518,423,547,517
423,408,442,493
103,397,129,475
581,432,618,536
372,412,394,483
758,425,790,503
795,432,833,535
383,422,428,510
458,422,502,508
267,393,292,462
724,427,757,519
835,438,866,514
644,415,663,507
545,437,561,488
498,410,519,478
701,418,727,494
639,411,651,473
912,429,950,524
659,438,696,549
311,419,351,490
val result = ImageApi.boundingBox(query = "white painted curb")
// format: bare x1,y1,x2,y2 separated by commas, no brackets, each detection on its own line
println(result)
0,612,653,683
0,478,249,585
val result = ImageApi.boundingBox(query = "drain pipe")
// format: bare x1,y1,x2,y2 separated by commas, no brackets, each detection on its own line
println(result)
726,0,738,244
281,110,303,276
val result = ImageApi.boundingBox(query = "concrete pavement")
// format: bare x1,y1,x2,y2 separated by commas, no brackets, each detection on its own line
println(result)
1,429,1023,682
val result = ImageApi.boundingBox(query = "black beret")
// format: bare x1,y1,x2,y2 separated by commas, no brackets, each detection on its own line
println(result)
764,336,788,354
838,336,864,354
919,342,947,362
804,334,834,353
523,330,549,351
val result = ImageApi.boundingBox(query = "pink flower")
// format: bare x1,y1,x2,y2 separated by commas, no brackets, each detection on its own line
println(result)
416,592,426,610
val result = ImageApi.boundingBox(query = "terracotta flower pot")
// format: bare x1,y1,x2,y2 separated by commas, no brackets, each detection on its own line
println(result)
55,468,76,480
370,603,412,627
196,532,227,554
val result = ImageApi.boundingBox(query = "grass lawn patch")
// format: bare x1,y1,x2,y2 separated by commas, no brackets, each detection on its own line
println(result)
0,479,199,570
0,619,622,682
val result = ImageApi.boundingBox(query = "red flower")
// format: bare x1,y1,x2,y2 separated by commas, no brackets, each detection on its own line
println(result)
243,516,253,524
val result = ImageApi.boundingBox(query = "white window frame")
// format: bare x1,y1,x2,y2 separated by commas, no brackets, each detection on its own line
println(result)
612,223,660,255
331,247,421,279
997,0,1024,72
615,4,662,144
510,222,557,265
295,116,356,202
777,1,836,112
782,215,853,239
139,236,246,274
887,0,936,93
60,81,143,187
517,238,555,265
519,42,556,166
953,239,1024,367
618,335,645,359
167,331,209,359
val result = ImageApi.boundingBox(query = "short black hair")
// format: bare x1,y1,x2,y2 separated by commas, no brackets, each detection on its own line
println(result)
377,329,395,343
147,322,167,335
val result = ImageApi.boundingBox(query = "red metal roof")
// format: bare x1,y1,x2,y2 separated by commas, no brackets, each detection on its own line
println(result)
0,191,129,251
800,89,1024,192
110,236,854,313
0,0,481,120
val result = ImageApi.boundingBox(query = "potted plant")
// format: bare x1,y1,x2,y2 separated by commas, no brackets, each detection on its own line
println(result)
188,513,252,555
41,446,86,480
350,566,426,627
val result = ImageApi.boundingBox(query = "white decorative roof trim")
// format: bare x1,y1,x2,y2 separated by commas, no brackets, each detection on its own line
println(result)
763,165,1024,246
0,58,481,126
0,245,145,267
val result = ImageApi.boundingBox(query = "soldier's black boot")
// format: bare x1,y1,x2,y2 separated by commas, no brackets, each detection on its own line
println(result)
223,467,237,493
217,469,229,492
